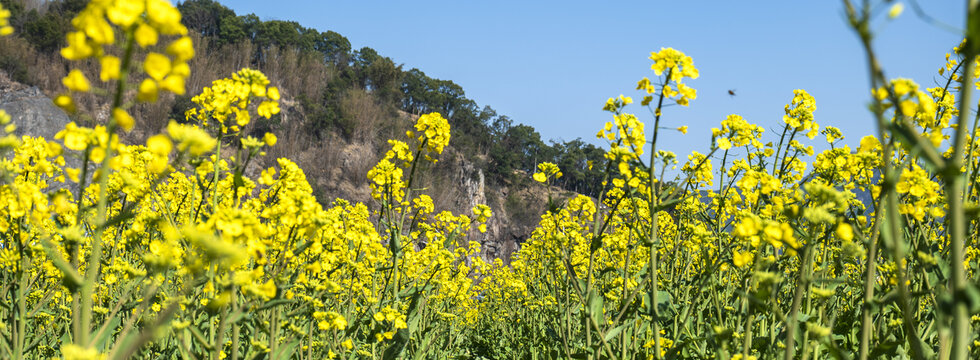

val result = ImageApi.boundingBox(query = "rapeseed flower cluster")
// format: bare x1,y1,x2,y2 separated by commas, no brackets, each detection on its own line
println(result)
470,40,980,359
410,112,450,161
783,89,819,139
533,161,562,183
0,3,13,36
186,68,280,133
57,0,193,128
713,114,765,150
2,1,979,359
648,47,699,106
0,4,500,358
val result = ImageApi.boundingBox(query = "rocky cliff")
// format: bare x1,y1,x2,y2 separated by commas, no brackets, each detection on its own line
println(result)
0,72,69,140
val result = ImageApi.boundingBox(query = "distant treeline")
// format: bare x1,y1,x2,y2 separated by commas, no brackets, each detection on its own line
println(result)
0,0,608,196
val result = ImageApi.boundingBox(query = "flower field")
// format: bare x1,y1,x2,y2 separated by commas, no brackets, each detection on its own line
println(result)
1,1,979,359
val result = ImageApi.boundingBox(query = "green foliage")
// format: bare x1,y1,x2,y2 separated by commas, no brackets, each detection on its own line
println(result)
299,88,353,138
214,13,249,45
360,50,403,101
19,9,65,53
490,123,547,176
317,30,351,63
168,94,196,123
177,0,239,39
0,0,82,53
0,50,28,84
179,0,351,64
550,138,607,196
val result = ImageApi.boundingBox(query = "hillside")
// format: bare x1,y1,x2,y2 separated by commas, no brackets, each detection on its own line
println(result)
0,0,596,261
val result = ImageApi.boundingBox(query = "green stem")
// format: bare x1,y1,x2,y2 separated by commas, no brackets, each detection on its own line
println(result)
78,30,135,347
647,68,671,360
783,244,813,360
947,4,978,356
771,125,789,176
964,105,980,200
859,199,886,360
842,2,931,358
14,232,27,360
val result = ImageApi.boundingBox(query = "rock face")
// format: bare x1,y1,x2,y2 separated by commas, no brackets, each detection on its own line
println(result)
0,72,80,195
0,74,70,140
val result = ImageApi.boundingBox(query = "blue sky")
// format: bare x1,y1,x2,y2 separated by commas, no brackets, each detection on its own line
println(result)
224,0,965,173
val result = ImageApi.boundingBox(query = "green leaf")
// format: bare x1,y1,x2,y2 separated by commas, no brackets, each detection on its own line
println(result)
256,298,294,311
603,324,628,343
291,240,314,255
588,290,604,326
576,278,587,295
271,339,300,359
656,290,675,319
653,197,682,212
382,329,411,360
597,266,618,278
94,315,122,351
965,202,980,221
590,235,603,253
635,263,650,279
412,333,434,360
408,308,423,334
963,282,980,314
877,289,901,306
887,122,943,173
226,310,246,325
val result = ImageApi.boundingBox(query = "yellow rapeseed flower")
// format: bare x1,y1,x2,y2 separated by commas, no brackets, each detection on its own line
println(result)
144,52,171,81
146,134,173,156
134,23,158,48
61,32,95,60
263,132,277,146
54,94,76,113
62,70,91,92
60,344,103,360
167,36,195,62
138,79,158,103
889,3,904,19
112,108,134,132
99,56,121,81
732,250,753,268
0,4,13,36
836,222,854,241
107,0,144,27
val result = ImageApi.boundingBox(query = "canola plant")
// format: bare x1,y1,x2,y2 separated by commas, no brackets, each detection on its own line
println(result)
0,1,979,359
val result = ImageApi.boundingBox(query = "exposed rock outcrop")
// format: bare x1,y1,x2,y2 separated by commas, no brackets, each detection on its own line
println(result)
0,72,70,140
